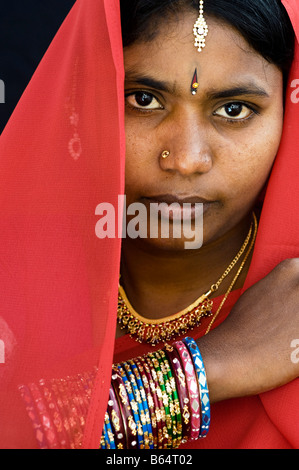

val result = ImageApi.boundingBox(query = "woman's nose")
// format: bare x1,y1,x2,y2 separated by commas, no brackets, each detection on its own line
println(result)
159,113,213,176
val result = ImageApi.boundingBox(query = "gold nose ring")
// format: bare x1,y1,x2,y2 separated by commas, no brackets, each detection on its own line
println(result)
161,150,170,159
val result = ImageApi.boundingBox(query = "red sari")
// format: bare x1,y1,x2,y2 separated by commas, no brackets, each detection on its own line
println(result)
0,0,298,449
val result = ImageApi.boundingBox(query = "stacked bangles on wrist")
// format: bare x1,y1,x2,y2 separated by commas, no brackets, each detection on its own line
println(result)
100,337,210,449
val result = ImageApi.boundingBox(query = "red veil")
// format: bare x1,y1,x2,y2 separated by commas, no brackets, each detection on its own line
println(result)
0,0,298,449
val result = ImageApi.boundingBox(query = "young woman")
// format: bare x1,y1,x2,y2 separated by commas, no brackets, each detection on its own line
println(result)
0,0,298,449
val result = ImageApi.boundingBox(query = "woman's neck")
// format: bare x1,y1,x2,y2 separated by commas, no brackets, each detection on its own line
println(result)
119,213,254,320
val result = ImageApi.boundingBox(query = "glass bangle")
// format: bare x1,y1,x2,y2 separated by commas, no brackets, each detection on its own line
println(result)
154,350,178,448
100,432,106,449
111,367,138,449
49,379,74,447
143,354,169,449
159,349,183,447
134,357,159,448
183,337,211,437
138,355,166,449
55,377,85,446
148,352,173,448
173,340,201,441
122,361,150,448
101,421,109,449
104,411,116,449
128,359,154,449
106,336,211,449
164,344,191,443
19,384,50,449
36,379,68,449
117,364,145,449
107,383,126,449
75,373,92,417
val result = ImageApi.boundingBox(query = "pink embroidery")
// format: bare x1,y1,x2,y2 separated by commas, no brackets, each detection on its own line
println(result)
66,61,82,161
68,132,82,161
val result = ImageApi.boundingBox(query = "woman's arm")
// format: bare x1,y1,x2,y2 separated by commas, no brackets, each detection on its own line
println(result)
197,258,299,403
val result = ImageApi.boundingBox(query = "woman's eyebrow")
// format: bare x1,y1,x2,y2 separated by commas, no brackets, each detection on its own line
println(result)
206,84,270,100
125,73,175,93
125,72,270,99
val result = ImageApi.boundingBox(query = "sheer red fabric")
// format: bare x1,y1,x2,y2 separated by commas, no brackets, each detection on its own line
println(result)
0,0,124,448
0,0,298,449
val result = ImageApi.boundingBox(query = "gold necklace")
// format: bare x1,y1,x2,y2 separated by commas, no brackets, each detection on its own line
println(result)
205,212,258,334
117,213,257,345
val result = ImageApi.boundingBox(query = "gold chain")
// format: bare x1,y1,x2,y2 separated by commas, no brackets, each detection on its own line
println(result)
117,213,257,344
205,212,258,334
209,219,253,295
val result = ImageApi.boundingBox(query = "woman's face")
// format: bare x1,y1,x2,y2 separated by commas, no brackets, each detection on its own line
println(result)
123,12,284,251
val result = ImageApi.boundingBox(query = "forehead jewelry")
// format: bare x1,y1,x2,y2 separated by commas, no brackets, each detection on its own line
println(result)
191,69,199,95
161,150,170,159
193,0,209,52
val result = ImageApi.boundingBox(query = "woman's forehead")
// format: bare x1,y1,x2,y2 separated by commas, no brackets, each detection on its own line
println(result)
124,15,282,97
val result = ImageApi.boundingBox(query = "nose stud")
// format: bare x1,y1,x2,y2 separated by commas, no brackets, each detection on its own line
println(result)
161,150,170,159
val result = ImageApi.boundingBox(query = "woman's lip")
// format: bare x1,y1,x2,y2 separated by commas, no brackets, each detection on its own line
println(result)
140,196,215,221
143,195,215,205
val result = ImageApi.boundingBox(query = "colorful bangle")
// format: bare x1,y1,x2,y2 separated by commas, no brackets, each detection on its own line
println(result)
39,378,72,449
122,361,150,448
143,354,169,449
148,352,173,448
164,344,191,443
66,376,88,434
18,384,50,449
117,364,145,449
52,377,84,448
28,382,61,449
154,350,178,448
134,357,159,449
128,359,154,449
48,379,74,447
104,411,116,449
107,383,126,449
183,337,211,437
106,336,211,449
159,349,183,448
73,374,90,417
138,355,166,449
100,432,106,449
111,367,138,449
101,421,109,449
173,340,201,441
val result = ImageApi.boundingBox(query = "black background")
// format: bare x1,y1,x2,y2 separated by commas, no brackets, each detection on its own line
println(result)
0,0,75,133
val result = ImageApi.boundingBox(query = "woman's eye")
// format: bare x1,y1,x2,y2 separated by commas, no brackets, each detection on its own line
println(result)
214,102,255,120
125,91,163,110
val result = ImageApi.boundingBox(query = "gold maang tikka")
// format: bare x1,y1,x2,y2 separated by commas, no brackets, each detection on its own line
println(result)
193,0,209,52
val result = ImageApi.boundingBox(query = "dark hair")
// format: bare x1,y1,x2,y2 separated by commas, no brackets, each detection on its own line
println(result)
120,0,295,84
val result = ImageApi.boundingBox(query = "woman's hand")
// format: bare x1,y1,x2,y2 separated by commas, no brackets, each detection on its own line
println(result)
198,259,299,403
